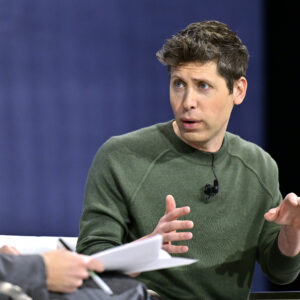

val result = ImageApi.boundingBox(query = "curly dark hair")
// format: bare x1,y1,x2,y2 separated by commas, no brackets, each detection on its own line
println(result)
156,20,249,93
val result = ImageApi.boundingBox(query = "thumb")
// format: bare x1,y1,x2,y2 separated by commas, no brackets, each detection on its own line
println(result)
165,194,176,215
264,207,279,222
86,257,104,273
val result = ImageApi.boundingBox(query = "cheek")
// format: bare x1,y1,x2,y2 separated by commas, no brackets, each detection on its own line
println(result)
213,99,234,122
221,97,235,113
169,94,181,114
170,103,180,118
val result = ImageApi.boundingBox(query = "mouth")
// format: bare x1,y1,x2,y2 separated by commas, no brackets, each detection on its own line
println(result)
180,118,200,129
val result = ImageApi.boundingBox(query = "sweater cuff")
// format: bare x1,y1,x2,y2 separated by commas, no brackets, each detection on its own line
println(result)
270,236,300,274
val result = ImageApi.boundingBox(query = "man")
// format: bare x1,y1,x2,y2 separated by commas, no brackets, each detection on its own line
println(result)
0,246,150,300
76,21,300,299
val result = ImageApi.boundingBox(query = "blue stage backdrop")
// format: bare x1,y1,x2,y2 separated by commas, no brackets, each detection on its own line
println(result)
0,0,266,291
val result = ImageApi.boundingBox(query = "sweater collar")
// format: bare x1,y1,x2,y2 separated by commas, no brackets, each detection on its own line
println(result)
161,120,228,165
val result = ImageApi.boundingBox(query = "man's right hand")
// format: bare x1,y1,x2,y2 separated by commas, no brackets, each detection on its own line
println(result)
42,249,104,293
145,194,193,253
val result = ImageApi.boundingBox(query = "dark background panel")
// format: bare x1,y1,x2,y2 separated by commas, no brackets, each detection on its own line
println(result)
265,0,299,292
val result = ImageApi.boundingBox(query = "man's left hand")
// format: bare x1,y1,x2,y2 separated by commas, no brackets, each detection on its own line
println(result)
265,193,300,256
264,193,300,229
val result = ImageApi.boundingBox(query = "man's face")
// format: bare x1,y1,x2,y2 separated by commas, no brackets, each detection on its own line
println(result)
169,61,246,152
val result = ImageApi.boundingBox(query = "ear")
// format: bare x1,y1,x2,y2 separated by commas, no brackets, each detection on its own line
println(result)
233,77,247,105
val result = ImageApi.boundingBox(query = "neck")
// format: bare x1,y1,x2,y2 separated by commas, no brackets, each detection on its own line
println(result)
172,121,224,153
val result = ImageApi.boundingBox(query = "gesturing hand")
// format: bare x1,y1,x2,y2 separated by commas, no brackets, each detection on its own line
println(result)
264,193,300,229
149,194,193,253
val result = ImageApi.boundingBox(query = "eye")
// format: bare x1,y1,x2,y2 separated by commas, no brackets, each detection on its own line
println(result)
198,82,210,90
173,80,185,89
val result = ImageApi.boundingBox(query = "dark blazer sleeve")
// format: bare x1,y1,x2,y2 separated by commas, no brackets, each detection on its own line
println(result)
0,254,48,299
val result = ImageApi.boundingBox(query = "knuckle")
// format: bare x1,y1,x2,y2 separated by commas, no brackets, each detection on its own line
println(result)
81,270,89,279
162,222,173,233
162,233,171,242
75,279,83,288
78,257,89,267
179,232,187,240
68,286,77,293
163,244,172,252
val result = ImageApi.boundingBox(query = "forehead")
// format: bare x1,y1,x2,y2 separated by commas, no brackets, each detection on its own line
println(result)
170,61,219,77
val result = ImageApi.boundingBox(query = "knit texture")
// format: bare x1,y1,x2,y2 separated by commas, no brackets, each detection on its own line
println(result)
77,121,300,300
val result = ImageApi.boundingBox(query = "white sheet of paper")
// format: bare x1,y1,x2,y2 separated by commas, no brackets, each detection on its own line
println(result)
0,235,77,254
91,234,198,274
0,234,197,274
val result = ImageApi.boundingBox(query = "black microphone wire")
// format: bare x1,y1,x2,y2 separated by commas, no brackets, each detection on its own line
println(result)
211,153,218,182
204,153,219,201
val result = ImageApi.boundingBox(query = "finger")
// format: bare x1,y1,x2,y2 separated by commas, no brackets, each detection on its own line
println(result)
80,255,104,272
160,220,194,233
284,193,299,206
61,280,83,293
10,246,21,255
128,272,140,277
78,269,90,280
69,278,84,291
289,194,299,206
163,206,191,222
264,207,279,222
163,244,189,254
0,245,21,255
162,231,193,243
87,258,104,273
73,278,84,289
165,195,176,214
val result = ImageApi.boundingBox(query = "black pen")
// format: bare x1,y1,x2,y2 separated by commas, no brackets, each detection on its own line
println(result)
58,237,72,251
58,238,113,295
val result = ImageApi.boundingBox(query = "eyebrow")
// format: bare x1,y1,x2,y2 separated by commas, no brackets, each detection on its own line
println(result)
170,74,214,87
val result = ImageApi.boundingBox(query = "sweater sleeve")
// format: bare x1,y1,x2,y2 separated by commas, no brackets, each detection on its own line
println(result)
0,254,48,299
76,138,131,255
267,236,300,284
257,220,300,284
256,158,300,284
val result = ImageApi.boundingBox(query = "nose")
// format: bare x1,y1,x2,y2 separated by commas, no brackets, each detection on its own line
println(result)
183,88,197,110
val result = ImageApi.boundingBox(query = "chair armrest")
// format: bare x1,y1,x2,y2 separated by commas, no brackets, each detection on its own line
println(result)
0,281,32,300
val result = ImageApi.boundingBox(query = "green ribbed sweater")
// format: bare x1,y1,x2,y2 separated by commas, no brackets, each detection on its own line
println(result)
77,121,300,300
